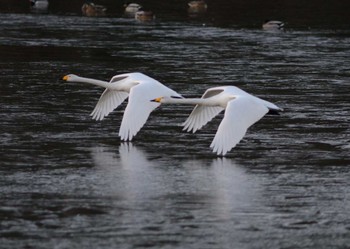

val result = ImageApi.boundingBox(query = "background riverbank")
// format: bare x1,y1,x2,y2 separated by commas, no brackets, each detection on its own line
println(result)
1,0,349,29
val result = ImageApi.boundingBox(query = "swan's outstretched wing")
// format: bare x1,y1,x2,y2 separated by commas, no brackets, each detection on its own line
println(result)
253,96,282,112
210,96,269,156
182,87,226,133
226,85,282,112
119,80,180,141
90,74,131,121
90,89,129,120
183,106,224,132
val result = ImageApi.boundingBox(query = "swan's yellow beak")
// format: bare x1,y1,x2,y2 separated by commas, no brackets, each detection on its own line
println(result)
151,97,162,103
62,75,68,81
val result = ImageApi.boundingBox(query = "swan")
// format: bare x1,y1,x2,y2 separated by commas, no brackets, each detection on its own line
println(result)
63,72,182,141
262,20,284,31
152,86,282,156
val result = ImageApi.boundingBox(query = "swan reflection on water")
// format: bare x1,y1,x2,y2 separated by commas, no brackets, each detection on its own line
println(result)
89,143,261,218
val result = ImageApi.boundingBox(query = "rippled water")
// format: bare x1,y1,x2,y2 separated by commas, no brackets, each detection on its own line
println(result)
1,14,350,248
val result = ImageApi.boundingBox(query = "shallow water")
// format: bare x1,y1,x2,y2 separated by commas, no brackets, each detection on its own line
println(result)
0,13,350,249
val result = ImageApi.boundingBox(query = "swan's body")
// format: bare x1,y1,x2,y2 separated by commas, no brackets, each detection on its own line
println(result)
153,86,282,156
262,20,284,31
63,72,181,141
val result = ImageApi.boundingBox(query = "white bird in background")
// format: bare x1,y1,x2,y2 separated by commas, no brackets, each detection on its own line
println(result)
152,86,282,156
29,0,49,13
123,3,142,18
262,20,284,31
63,72,182,141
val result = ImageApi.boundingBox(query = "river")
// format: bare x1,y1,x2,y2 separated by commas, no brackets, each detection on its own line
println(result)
0,11,350,249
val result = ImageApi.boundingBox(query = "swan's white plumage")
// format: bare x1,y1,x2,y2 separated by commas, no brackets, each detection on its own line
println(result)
63,72,181,141
91,90,128,120
210,95,269,155
154,85,281,156
183,87,227,132
183,106,224,133
118,80,177,141
184,86,272,155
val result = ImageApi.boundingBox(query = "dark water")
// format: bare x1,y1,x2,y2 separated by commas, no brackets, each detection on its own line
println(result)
1,12,350,249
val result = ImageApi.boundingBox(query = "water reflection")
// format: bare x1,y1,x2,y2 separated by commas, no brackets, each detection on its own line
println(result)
90,143,261,220
86,143,273,247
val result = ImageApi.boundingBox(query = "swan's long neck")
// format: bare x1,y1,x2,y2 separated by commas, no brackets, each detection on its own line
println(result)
162,97,217,106
73,76,111,89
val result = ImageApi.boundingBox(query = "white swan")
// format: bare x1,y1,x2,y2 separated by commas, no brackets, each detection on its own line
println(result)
63,72,182,141
152,86,282,156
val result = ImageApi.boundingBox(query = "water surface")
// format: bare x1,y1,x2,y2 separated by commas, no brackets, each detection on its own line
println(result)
0,13,350,249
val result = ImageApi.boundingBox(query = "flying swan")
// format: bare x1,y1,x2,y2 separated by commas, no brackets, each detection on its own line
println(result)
63,72,182,141
152,86,282,156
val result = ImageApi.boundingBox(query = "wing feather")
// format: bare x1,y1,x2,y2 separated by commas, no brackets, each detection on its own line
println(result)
90,89,129,120
183,106,224,132
210,96,269,155
182,87,225,132
119,80,180,141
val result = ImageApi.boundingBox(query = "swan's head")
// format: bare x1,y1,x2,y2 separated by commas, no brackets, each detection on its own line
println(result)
63,74,79,82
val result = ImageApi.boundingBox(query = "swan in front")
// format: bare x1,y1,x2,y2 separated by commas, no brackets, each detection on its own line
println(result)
63,72,182,141
152,86,282,156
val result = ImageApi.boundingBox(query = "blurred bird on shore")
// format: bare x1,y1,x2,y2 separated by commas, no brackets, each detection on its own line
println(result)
29,0,48,13
262,20,284,31
81,2,106,17
124,3,142,18
135,9,155,22
188,0,207,16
